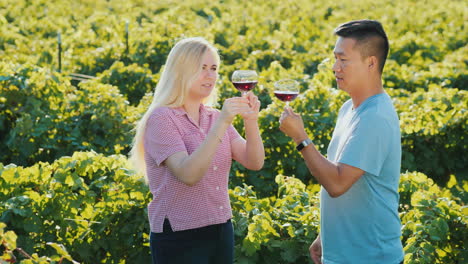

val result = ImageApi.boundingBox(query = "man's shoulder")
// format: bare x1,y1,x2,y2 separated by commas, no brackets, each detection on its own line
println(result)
359,107,393,128
338,99,354,114
342,99,353,108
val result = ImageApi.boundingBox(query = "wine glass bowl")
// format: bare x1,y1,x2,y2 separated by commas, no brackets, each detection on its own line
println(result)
231,70,258,96
274,79,299,106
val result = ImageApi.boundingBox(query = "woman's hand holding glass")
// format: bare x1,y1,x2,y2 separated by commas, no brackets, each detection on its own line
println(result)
240,91,260,121
220,97,250,124
220,92,260,124
220,69,260,124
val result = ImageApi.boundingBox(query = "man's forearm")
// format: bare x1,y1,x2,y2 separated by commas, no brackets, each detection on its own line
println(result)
298,142,344,197
298,139,364,197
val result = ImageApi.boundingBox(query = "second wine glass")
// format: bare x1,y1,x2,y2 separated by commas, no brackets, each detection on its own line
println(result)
274,79,299,107
231,70,258,96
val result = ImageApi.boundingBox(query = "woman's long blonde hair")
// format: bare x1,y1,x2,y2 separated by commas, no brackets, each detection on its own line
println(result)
130,37,220,181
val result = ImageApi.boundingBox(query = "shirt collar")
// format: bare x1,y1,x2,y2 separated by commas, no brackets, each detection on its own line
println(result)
171,104,213,117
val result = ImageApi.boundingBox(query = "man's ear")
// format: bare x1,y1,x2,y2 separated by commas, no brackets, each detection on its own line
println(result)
368,56,378,71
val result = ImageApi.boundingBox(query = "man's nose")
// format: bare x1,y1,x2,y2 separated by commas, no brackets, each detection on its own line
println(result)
332,61,340,72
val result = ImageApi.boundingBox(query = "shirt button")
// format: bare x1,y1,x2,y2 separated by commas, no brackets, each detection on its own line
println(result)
213,166,218,171
216,186,220,190
219,206,223,210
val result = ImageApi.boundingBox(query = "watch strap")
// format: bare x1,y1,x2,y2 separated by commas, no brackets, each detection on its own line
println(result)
296,138,313,151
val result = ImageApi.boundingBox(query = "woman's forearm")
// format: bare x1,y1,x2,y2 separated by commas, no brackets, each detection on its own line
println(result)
243,119,265,170
170,118,230,186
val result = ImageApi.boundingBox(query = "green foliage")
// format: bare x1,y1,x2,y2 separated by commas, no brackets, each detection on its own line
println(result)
1,221,79,264
399,172,467,263
0,62,73,165
64,81,138,155
0,152,152,263
392,87,468,184
230,176,320,263
1,222,18,262
1,0,465,92
93,61,157,105
1,154,467,264
0,62,139,167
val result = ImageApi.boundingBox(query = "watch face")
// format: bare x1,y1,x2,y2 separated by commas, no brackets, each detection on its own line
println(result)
296,141,305,151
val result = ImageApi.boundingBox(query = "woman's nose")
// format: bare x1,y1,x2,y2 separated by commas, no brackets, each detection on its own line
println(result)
207,70,217,79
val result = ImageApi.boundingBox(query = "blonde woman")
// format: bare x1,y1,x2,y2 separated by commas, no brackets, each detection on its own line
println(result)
130,37,264,264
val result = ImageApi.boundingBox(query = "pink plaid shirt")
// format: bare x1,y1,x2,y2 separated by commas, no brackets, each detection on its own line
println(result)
144,104,241,233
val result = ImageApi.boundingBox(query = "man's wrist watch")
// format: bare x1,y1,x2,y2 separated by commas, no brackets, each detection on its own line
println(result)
296,138,313,151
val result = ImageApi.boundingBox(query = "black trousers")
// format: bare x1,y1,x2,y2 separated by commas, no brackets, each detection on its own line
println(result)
150,219,234,264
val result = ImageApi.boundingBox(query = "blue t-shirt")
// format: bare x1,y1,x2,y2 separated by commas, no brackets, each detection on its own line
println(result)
321,93,404,264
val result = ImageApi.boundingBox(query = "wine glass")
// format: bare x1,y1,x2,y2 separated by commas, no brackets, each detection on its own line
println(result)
274,79,299,107
231,70,258,96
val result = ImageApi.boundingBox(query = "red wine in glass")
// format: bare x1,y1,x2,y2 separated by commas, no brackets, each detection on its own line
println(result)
232,81,258,93
274,91,299,102
273,79,300,107
231,70,258,96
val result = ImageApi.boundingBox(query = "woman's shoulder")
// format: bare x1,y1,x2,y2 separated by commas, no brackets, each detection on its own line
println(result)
149,106,175,117
146,107,177,124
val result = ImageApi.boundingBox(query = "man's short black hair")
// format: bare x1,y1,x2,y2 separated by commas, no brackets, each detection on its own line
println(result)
335,20,389,73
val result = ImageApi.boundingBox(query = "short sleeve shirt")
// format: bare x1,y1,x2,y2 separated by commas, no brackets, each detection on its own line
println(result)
321,93,404,263
143,104,241,233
